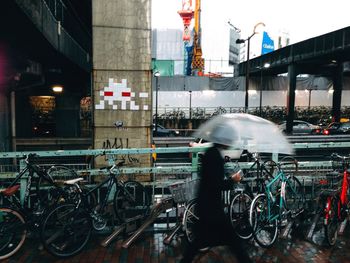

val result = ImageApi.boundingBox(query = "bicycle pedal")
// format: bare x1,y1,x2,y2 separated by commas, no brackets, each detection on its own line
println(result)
279,219,288,228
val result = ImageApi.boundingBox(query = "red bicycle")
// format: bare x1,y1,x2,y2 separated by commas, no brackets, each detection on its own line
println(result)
323,153,350,246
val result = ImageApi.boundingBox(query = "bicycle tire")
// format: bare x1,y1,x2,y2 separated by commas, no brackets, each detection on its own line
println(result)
249,194,278,248
229,192,253,240
36,166,79,205
253,160,277,194
40,204,92,257
0,207,27,260
324,196,339,246
113,180,150,223
285,175,305,217
182,199,199,244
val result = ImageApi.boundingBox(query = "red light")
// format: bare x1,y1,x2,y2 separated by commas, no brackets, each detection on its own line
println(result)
323,130,329,135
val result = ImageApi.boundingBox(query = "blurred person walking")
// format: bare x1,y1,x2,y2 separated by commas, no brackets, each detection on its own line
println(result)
180,143,252,263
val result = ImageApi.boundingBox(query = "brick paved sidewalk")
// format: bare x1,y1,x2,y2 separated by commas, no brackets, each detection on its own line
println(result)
4,223,350,263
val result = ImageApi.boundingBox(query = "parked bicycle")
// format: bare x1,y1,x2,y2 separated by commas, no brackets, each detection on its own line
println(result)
40,160,150,257
182,152,278,243
0,154,79,260
229,153,277,240
249,157,305,248
322,153,350,246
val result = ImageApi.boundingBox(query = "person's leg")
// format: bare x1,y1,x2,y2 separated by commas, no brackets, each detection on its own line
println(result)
218,216,252,263
180,241,200,263
225,226,252,263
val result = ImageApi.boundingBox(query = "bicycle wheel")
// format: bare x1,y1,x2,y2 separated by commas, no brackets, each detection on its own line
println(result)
113,181,150,223
255,160,278,194
324,196,339,246
249,194,278,248
183,199,199,243
229,192,253,239
41,204,92,257
0,207,27,260
36,166,79,204
285,175,305,217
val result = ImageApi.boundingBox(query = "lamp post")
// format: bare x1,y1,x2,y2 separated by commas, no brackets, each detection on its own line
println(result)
236,22,265,113
189,90,192,119
258,63,270,116
154,71,160,134
306,85,317,110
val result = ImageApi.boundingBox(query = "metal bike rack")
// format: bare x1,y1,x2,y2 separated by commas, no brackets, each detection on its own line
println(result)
121,197,174,248
1,142,350,248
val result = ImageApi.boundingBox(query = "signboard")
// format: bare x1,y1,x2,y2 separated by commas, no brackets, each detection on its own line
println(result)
261,31,275,55
229,28,240,65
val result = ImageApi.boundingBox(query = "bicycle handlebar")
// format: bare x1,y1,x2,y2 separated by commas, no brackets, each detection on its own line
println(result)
99,160,125,173
331,152,350,161
23,153,39,163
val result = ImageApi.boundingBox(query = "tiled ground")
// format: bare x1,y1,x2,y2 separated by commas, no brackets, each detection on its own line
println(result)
4,219,350,263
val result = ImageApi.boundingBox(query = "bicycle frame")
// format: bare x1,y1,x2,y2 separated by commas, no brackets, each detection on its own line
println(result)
80,173,119,212
4,162,56,213
339,168,349,209
77,166,135,213
264,170,298,222
325,164,349,224
240,154,276,194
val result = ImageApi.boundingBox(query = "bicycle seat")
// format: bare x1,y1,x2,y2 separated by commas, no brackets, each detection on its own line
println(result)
64,178,84,185
0,185,20,196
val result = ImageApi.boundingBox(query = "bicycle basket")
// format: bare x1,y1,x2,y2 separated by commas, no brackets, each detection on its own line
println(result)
168,179,199,203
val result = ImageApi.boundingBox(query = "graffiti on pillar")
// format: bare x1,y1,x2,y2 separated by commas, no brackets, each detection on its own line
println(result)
95,78,149,111
102,138,140,164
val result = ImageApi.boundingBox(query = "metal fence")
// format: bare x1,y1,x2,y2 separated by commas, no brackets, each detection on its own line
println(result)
0,142,350,204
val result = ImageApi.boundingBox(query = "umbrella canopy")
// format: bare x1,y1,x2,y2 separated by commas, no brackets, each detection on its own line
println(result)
193,113,293,155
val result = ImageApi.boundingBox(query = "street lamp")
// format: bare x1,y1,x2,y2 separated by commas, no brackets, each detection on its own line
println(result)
236,22,265,112
305,85,317,110
189,90,192,119
227,21,241,33
258,63,270,116
154,71,160,134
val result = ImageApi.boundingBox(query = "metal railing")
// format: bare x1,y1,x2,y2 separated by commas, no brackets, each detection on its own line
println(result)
0,142,350,203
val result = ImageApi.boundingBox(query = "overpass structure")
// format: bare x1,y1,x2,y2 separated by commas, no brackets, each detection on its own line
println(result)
0,0,92,152
236,26,350,133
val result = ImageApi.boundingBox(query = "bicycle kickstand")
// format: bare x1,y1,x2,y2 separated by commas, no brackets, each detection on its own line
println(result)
163,223,182,245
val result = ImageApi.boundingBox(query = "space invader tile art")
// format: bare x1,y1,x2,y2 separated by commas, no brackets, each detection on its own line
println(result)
95,78,149,111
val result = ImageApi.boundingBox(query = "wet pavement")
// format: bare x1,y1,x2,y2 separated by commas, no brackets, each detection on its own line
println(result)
3,219,350,263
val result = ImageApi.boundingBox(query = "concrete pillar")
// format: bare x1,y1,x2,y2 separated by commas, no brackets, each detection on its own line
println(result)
0,90,9,152
286,64,297,134
332,63,343,122
92,0,152,173
55,95,80,137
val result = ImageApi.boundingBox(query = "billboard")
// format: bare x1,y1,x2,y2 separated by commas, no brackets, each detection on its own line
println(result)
229,28,240,65
261,31,275,55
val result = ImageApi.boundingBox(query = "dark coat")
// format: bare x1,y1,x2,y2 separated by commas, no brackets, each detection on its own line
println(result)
196,145,234,246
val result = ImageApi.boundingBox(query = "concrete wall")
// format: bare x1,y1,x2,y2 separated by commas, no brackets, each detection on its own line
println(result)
92,0,152,173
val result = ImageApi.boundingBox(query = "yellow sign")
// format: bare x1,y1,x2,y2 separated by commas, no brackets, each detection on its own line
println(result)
151,144,157,161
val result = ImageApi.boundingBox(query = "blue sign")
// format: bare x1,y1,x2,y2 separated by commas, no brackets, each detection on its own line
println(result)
261,31,274,55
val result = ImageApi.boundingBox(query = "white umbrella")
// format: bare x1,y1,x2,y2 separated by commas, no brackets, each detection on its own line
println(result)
193,113,293,155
